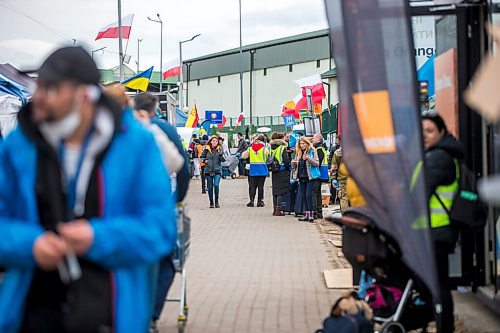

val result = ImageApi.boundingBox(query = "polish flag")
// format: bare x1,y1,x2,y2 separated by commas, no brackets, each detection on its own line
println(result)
95,14,134,40
294,73,326,100
163,66,180,79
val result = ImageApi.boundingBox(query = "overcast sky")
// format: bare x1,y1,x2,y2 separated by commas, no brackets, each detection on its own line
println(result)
0,0,328,72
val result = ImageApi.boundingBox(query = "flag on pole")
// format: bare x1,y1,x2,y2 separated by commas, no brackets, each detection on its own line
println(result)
121,66,153,92
95,14,134,40
294,73,326,100
185,104,199,128
217,115,227,130
163,66,180,80
233,112,245,129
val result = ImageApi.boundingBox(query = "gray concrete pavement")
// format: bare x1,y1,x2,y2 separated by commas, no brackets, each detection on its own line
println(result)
158,177,342,333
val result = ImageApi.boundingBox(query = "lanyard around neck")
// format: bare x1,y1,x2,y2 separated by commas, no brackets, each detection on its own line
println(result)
59,128,94,216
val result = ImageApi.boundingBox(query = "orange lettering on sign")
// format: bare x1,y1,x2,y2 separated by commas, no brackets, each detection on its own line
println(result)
352,90,396,154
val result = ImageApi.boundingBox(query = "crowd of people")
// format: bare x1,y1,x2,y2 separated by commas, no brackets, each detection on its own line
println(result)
0,46,465,333
186,126,347,223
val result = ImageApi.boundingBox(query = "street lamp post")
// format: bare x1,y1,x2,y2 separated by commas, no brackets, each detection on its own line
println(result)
136,38,143,73
179,33,201,111
91,47,106,60
148,14,163,92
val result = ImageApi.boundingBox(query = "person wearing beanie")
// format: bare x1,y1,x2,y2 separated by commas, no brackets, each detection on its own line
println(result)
0,47,176,332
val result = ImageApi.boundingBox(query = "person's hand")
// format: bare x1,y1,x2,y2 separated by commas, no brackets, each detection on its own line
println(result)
303,154,309,160
58,219,94,256
33,232,68,271
332,179,339,189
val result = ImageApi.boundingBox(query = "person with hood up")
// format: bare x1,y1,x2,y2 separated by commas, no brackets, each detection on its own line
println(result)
200,136,226,208
292,136,320,222
242,134,269,207
421,111,464,333
0,47,175,333
269,132,291,216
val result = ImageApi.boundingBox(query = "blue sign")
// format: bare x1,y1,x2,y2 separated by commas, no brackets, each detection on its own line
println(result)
205,110,224,124
283,114,296,128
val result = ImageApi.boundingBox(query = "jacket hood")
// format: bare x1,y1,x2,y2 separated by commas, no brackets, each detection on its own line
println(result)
251,142,265,152
270,139,287,147
313,142,326,149
430,133,464,159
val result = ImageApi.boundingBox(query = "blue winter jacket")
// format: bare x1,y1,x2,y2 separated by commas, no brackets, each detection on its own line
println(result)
0,106,177,332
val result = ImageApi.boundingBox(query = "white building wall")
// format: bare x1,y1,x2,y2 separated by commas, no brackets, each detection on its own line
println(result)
185,59,338,120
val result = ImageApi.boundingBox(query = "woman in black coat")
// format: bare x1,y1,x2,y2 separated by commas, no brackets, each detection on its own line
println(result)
200,136,226,208
270,132,291,216
422,112,464,333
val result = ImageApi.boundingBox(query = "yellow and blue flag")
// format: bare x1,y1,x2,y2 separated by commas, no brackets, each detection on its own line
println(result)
121,66,153,92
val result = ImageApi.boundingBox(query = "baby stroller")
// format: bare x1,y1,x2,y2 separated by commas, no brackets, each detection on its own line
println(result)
221,155,238,179
326,208,434,333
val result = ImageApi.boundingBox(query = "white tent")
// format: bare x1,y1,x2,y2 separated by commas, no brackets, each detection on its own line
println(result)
0,64,35,137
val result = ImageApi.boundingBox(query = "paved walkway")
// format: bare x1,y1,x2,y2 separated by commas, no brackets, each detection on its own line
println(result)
158,177,343,333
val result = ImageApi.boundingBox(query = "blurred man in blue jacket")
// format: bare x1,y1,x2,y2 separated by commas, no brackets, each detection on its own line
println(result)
0,47,176,333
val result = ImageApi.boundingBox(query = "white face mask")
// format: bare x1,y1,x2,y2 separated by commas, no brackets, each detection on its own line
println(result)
39,95,83,146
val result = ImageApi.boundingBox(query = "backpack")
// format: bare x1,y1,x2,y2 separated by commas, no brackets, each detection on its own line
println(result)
434,162,487,230
267,148,282,172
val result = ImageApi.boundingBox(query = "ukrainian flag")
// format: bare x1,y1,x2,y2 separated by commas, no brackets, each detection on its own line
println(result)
121,66,153,92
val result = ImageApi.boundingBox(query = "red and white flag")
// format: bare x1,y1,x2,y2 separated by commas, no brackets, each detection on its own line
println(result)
294,73,326,100
236,112,245,125
163,66,180,79
233,112,245,129
95,14,134,40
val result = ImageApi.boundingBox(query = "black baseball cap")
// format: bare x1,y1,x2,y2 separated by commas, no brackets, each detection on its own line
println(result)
25,46,100,85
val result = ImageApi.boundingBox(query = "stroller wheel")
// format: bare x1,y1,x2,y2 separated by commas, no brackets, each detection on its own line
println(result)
380,321,406,333
221,175,226,179
231,173,237,179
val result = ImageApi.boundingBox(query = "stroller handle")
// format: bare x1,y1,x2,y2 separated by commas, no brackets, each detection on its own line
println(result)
324,214,369,228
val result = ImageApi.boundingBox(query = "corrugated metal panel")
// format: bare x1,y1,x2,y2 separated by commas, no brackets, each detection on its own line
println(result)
186,30,331,81
187,29,329,62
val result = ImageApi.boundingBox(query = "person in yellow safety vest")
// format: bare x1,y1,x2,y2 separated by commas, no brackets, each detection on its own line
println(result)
312,133,329,219
241,134,269,207
422,111,464,333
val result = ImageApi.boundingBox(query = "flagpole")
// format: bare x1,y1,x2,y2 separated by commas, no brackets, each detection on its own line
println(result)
239,0,245,133
117,0,124,82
